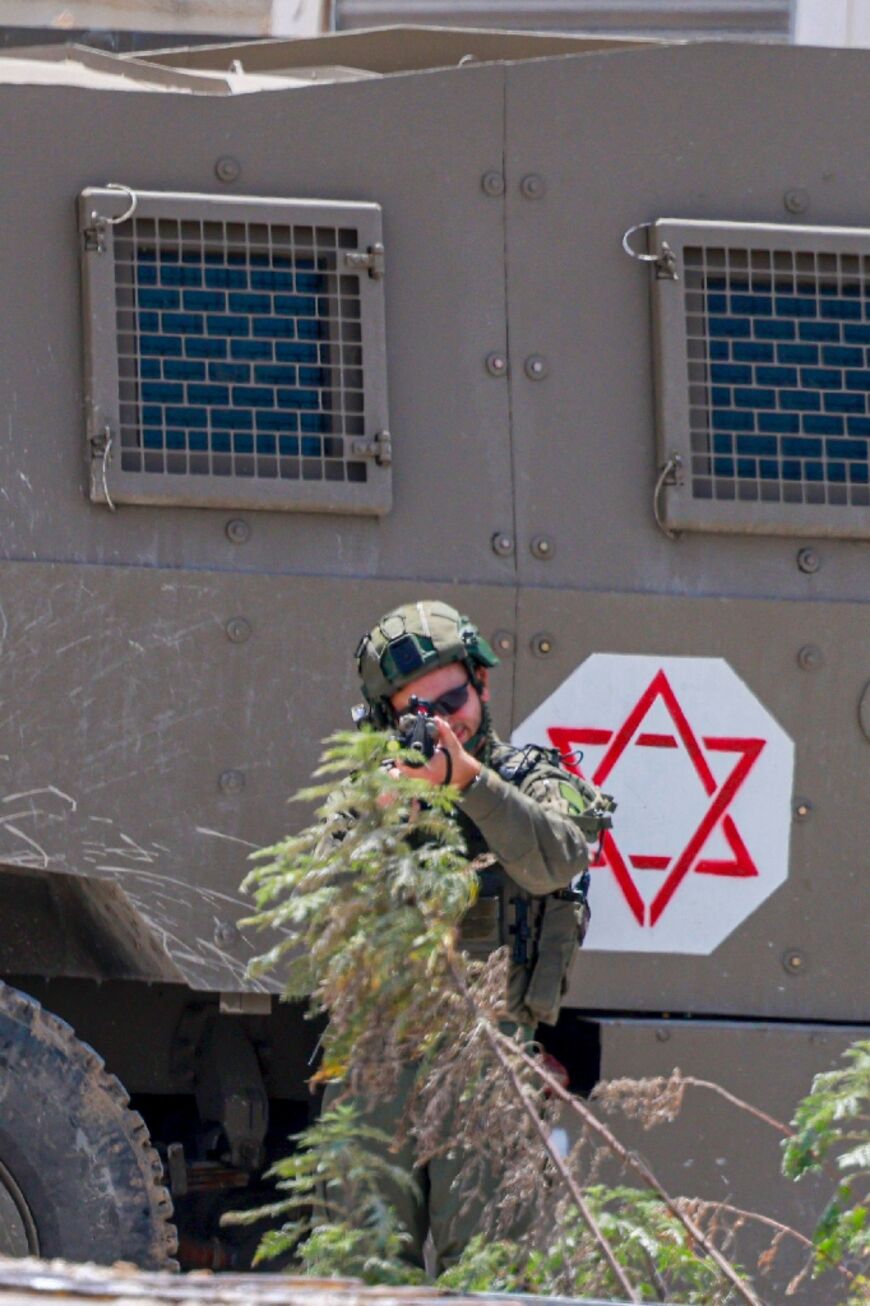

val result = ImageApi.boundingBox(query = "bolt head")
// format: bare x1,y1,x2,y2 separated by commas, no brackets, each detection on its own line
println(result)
481,170,505,198
215,156,241,183
226,518,250,544
796,643,823,671
784,188,809,214
793,798,812,821
492,630,515,655
491,531,514,557
530,534,555,560
524,354,549,381
486,352,507,377
531,633,554,658
520,173,546,200
218,769,245,795
797,546,820,574
782,948,807,975
226,617,252,644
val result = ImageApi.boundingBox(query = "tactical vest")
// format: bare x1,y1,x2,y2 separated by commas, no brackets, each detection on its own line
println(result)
454,742,593,1028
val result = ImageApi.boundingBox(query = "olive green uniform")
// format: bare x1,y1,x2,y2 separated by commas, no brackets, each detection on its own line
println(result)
454,736,598,1028
323,735,603,1270
324,600,611,1270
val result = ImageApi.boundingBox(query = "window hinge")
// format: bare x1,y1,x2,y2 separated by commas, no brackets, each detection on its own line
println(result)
352,430,392,466
88,424,117,510
82,218,108,254
655,242,679,280
344,242,385,279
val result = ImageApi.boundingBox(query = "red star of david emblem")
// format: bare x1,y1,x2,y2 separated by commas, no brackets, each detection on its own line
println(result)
548,669,766,928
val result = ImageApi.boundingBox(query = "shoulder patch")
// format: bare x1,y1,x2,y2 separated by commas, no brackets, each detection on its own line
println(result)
558,780,589,815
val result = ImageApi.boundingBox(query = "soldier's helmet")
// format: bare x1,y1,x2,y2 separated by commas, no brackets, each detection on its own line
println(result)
355,600,499,726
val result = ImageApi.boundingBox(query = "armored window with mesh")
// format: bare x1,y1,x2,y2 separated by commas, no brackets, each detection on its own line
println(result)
79,189,390,514
650,219,870,538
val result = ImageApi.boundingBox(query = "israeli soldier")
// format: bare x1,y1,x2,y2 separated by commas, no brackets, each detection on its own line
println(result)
328,599,613,1268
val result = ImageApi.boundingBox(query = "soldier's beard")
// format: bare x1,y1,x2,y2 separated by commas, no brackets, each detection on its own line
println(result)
464,700,494,761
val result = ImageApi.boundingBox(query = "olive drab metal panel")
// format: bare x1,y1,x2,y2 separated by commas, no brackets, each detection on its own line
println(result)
649,219,870,538
0,35,865,1292
502,42,870,603
513,587,868,1024
594,1019,865,1303
0,561,515,991
0,37,865,1011
499,41,868,1023
0,68,512,586
79,188,390,514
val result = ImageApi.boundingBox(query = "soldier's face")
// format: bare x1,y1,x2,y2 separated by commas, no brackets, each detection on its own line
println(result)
390,661,489,750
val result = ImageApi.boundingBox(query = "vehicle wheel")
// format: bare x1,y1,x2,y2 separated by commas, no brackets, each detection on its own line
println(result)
0,980,178,1267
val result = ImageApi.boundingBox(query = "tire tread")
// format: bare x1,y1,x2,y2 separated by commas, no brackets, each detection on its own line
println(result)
0,980,178,1267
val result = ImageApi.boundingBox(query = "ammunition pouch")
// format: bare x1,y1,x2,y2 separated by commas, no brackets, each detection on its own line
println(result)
523,890,589,1026
459,866,589,1027
459,867,505,961
459,895,501,958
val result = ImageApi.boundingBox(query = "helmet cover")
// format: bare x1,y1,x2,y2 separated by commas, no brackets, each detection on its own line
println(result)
355,600,499,725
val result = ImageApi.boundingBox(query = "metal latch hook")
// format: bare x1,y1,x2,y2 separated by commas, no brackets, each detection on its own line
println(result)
89,426,117,512
89,183,138,232
621,222,679,280
653,453,683,540
85,184,138,255
102,183,138,226
84,184,138,255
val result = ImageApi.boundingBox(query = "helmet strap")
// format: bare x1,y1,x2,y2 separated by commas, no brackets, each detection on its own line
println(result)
464,663,495,762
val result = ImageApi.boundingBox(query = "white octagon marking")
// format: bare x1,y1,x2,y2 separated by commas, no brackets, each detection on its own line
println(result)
513,654,794,954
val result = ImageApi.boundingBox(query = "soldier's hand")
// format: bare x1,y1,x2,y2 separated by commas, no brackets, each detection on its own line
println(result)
389,716,481,790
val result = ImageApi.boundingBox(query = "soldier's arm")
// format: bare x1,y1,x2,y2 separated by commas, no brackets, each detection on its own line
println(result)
455,764,590,896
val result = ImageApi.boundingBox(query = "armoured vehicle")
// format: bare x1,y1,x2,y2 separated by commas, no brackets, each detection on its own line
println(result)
0,24,866,1299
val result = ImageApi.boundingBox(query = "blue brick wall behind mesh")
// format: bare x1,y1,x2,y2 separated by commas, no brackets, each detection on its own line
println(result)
124,245,347,474
686,262,870,504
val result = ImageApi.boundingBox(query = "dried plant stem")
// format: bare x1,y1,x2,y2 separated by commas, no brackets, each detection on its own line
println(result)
446,956,640,1303
492,1027,764,1306
694,1200,855,1284
478,1017,641,1305
682,1077,856,1213
682,1077,792,1138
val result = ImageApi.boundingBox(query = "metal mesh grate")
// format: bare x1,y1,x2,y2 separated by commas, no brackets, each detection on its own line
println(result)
114,217,368,485
684,246,870,509
81,189,389,514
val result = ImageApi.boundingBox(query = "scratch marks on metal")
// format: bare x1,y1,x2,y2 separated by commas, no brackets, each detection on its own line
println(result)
55,634,93,656
0,786,77,870
0,770,257,987
0,576,266,989
196,826,260,849
89,863,250,912
2,785,76,812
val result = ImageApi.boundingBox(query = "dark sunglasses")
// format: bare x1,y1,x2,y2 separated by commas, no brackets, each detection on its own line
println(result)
426,680,472,718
